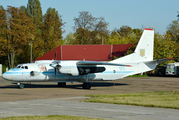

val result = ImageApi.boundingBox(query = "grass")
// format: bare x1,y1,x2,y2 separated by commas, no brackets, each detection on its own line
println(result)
85,90,179,109
127,74,148,77
0,115,108,120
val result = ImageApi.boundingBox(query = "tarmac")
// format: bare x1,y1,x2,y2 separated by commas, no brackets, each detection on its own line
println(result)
0,76,179,119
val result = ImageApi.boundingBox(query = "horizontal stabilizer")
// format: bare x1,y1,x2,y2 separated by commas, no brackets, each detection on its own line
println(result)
145,58,174,64
154,58,174,63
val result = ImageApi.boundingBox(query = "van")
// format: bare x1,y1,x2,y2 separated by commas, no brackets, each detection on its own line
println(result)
166,62,179,76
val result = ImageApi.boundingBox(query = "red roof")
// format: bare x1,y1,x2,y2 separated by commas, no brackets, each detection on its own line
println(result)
35,44,133,61
145,28,154,31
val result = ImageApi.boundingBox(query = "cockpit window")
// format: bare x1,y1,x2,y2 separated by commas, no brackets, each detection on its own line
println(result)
15,65,28,69
17,66,21,68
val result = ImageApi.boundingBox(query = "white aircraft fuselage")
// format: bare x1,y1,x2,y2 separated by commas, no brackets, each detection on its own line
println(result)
2,28,173,89
3,60,136,82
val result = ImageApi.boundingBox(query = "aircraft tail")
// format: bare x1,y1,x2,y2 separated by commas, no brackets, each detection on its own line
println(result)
110,28,154,64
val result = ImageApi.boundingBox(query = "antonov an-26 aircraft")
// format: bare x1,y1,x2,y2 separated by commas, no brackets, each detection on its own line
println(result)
2,28,172,89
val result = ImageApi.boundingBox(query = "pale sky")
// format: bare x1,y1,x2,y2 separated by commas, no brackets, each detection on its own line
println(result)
1,0,179,38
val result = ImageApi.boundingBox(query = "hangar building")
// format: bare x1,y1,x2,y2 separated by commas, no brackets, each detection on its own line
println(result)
34,44,133,61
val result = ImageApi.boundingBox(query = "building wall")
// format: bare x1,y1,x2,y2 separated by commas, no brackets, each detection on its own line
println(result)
34,44,133,61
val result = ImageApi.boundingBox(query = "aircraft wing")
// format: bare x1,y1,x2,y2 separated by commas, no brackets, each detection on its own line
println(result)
76,61,132,67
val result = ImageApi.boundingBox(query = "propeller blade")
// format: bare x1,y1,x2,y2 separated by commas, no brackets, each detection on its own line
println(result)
54,68,56,79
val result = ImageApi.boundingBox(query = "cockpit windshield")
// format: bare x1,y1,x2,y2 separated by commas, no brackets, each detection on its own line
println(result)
15,65,28,69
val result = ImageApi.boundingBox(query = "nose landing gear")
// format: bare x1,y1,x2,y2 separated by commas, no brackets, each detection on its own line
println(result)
17,83,24,89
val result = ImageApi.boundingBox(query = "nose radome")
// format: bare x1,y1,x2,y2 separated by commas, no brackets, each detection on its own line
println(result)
2,72,12,80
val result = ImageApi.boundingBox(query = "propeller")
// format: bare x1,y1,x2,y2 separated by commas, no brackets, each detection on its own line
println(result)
54,62,58,79
54,51,57,79
49,62,61,79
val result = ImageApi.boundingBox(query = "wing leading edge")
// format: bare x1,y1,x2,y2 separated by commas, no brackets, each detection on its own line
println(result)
76,61,132,67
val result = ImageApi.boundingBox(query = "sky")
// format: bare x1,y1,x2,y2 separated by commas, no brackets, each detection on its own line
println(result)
1,0,179,38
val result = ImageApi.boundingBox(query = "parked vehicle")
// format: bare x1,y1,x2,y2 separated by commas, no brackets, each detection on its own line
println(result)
166,62,179,76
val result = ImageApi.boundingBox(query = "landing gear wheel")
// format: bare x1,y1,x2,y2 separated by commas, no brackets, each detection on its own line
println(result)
18,84,24,89
58,82,66,87
82,82,91,89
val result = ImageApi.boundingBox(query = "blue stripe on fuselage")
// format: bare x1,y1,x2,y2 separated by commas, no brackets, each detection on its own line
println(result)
5,71,133,75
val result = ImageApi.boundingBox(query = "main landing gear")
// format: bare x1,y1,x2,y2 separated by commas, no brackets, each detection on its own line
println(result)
57,82,66,87
82,82,91,89
82,74,91,89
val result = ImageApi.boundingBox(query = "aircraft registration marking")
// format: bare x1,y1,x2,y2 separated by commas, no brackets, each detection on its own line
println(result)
119,67,125,71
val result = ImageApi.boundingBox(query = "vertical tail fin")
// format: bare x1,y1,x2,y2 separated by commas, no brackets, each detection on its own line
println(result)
110,28,154,63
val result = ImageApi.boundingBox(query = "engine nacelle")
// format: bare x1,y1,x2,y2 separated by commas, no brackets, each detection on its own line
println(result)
78,68,91,75
30,71,40,76
57,61,79,76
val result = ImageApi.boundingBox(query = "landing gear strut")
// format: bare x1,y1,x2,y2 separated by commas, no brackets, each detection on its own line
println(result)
57,82,66,87
82,74,91,89
17,83,24,89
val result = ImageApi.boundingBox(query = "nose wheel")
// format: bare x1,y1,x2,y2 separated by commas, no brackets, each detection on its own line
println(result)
17,83,24,89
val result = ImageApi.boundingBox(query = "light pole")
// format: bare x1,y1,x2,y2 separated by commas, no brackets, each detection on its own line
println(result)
102,34,103,45
30,41,33,63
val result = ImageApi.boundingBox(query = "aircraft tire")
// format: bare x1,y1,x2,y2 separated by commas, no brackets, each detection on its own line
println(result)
58,82,66,87
18,84,24,89
82,82,91,89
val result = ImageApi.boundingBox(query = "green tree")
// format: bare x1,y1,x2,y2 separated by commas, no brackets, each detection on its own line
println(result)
27,0,42,26
73,11,108,45
20,5,27,13
117,25,132,38
0,6,35,68
0,5,8,67
106,27,142,45
42,7,64,54
64,32,76,45
154,33,176,62
93,17,108,44
26,0,43,60
167,20,179,61
0,6,6,56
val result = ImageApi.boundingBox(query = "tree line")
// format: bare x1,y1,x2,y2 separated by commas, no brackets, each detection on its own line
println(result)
0,0,64,69
0,0,179,71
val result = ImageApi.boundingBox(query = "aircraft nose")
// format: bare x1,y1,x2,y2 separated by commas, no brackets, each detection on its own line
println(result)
2,72,12,80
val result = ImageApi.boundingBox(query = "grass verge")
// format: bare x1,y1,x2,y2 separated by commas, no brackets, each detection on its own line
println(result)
127,74,148,77
0,115,107,120
85,90,179,109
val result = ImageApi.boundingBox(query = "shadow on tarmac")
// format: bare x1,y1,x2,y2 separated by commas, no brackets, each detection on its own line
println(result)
0,82,128,89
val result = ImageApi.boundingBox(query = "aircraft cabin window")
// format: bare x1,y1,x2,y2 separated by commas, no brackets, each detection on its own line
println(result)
25,66,28,69
21,66,24,69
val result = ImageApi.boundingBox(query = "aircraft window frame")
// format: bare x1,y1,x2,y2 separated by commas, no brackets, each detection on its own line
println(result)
21,66,24,69
25,66,28,69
